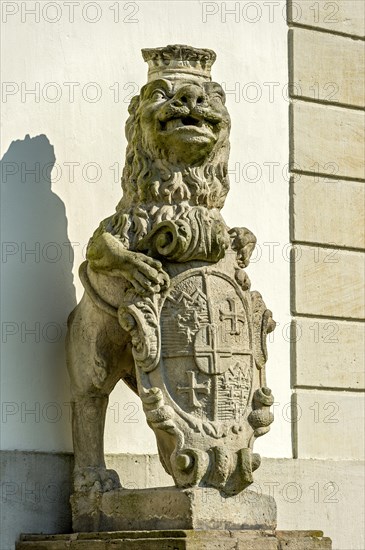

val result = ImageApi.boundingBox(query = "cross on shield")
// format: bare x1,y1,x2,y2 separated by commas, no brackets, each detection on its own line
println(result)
177,370,210,408
219,297,245,335
194,323,241,375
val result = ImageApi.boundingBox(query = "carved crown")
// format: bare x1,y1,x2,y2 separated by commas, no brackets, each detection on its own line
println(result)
142,44,216,82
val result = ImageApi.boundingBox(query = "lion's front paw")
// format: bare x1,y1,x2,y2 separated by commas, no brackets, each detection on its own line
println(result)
73,467,121,494
128,252,170,295
87,232,169,295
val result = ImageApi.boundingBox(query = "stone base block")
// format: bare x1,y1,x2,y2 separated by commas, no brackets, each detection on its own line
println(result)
17,530,332,549
70,486,276,532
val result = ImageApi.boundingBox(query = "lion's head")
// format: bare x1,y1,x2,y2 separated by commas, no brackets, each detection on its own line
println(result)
118,74,230,210
138,77,230,165
103,46,232,261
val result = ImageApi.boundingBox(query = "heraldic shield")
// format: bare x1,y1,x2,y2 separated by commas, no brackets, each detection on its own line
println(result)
161,270,252,423
118,257,275,497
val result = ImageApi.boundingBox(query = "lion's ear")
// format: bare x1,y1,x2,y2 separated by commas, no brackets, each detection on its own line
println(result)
128,95,140,115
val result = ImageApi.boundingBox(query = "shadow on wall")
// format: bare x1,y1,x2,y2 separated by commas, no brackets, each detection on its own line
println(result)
1,134,77,449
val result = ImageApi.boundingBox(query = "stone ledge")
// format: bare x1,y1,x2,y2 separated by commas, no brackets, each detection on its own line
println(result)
292,391,365,460
2,453,362,550
290,101,365,181
70,486,277,533
291,317,365,390
291,175,365,250
287,0,365,37
289,28,365,108
292,245,365,319
17,530,332,549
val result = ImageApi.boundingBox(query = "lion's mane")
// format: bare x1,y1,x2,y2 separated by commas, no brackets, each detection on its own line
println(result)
91,92,231,255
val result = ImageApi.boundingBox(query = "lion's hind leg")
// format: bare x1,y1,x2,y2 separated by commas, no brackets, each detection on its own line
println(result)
66,293,134,494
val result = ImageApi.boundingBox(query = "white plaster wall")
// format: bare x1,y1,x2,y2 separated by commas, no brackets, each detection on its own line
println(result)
1,1,290,457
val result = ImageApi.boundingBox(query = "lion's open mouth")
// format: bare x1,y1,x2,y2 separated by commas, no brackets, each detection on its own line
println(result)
160,116,205,131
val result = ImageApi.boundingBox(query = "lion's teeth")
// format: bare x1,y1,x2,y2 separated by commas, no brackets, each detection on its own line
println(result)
165,118,183,131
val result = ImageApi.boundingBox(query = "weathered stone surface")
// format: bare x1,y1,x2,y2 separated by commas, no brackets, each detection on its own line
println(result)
277,530,332,549
70,486,277,532
17,530,332,550
292,245,365,319
66,44,276,529
105,453,173,490
290,101,365,180
289,28,365,108
258,459,364,550
5,452,361,550
0,450,73,550
17,543,72,550
287,0,365,37
291,175,365,249
292,318,365,389
292,390,365,460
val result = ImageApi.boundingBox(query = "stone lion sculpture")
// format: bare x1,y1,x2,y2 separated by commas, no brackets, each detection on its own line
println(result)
66,45,273,499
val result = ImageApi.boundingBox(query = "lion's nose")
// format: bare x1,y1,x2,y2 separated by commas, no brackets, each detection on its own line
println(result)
171,87,206,110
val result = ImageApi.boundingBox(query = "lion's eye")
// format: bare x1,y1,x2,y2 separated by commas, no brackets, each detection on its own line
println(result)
211,93,225,104
151,89,166,101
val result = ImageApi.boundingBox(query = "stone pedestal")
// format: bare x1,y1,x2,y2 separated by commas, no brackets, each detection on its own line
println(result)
17,488,332,550
17,530,332,549
70,486,277,532
17,487,331,549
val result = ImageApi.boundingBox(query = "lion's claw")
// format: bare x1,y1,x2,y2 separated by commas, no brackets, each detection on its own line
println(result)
229,227,257,268
73,467,121,494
